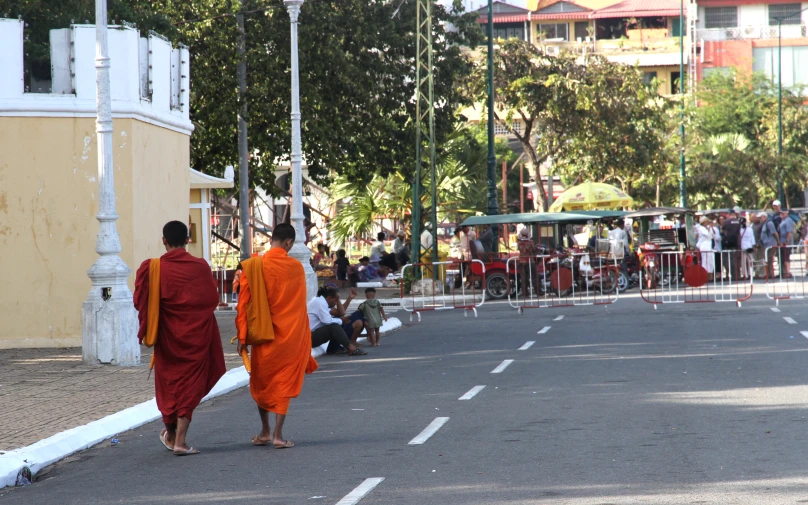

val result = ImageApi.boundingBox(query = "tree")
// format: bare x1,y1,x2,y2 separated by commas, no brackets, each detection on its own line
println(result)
467,39,671,211
7,0,483,193
686,71,808,209
327,123,513,244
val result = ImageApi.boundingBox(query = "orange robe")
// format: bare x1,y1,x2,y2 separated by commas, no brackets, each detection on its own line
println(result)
134,248,226,424
236,247,318,415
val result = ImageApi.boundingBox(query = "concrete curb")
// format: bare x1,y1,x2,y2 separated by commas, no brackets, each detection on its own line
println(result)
0,317,403,489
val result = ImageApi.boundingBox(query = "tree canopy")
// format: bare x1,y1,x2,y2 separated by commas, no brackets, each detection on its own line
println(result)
6,0,483,192
467,39,672,211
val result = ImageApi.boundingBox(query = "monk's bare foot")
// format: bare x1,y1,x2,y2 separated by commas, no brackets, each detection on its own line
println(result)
173,443,199,455
273,439,295,449
160,429,175,451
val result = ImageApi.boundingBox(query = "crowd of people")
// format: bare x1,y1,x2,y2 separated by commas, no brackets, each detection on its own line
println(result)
695,201,807,281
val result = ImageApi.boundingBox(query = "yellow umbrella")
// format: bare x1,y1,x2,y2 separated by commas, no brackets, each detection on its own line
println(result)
548,182,634,212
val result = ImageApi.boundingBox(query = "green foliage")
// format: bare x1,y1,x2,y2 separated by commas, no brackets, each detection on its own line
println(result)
7,0,482,193
685,70,808,209
328,123,512,244
467,39,672,211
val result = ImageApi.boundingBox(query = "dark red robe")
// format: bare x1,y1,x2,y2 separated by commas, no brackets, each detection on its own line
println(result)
134,248,226,424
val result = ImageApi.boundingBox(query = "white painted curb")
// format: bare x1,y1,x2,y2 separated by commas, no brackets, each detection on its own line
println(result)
0,317,403,488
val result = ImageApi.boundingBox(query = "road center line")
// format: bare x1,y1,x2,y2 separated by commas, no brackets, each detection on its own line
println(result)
537,326,551,334
554,315,565,321
409,417,450,445
335,477,385,505
801,331,808,339
771,307,781,313
784,317,797,324
459,385,486,400
491,359,514,374
518,341,535,351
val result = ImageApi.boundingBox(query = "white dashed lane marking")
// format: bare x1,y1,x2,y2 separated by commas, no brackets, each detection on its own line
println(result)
335,478,385,505
409,417,450,445
784,317,797,325
771,307,781,313
554,315,565,321
459,385,486,400
537,326,551,334
518,341,535,351
491,359,514,374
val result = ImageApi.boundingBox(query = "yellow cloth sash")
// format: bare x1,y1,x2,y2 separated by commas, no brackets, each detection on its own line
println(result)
242,257,275,345
145,258,160,371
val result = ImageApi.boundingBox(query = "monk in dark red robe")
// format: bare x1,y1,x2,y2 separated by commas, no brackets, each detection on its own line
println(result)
134,220,226,456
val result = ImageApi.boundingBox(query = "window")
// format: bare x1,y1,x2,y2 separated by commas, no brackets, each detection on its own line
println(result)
538,23,569,41
769,4,802,26
574,21,590,41
704,7,738,29
753,46,808,88
490,25,524,40
642,71,658,86
670,71,682,95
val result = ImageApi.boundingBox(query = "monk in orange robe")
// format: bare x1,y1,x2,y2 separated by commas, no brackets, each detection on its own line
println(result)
134,221,226,456
236,223,318,448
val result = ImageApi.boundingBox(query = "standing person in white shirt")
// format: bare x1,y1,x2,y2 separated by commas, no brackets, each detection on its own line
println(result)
738,217,756,280
608,220,628,275
307,287,367,356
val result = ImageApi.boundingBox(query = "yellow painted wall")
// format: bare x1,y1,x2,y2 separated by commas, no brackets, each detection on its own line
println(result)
188,207,203,259
0,117,189,348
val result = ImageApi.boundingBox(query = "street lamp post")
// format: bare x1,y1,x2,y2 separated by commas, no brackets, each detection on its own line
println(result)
774,8,808,204
678,0,687,208
81,0,139,366
486,0,500,251
284,0,318,301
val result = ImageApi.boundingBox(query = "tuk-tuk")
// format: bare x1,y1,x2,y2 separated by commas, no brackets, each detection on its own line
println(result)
460,210,629,299
624,207,695,289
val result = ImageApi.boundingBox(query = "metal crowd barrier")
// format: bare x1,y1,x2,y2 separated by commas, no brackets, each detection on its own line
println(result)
639,250,753,308
506,252,620,312
765,245,808,304
211,266,229,306
399,260,486,321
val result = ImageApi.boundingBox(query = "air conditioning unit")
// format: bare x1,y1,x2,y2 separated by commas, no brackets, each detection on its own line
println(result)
546,45,560,56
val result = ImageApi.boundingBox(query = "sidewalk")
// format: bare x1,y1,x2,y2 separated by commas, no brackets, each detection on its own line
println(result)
0,313,243,453
0,308,402,453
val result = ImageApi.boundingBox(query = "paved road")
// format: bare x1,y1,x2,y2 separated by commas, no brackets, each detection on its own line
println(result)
4,295,808,504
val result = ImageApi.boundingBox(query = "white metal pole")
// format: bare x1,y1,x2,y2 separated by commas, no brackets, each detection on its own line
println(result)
284,0,317,300
82,0,140,365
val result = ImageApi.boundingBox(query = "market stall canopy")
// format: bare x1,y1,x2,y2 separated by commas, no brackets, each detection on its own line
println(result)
460,210,628,227
625,207,693,218
548,182,634,212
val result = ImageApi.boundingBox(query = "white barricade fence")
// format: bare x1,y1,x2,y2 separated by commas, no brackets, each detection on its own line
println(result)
506,251,620,312
639,250,753,308
211,266,228,306
765,245,808,304
399,260,486,321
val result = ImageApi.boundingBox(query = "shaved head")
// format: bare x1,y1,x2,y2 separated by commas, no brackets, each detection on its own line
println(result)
272,223,296,243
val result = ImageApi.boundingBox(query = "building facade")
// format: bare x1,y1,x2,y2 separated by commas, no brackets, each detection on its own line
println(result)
696,1,808,86
0,19,196,348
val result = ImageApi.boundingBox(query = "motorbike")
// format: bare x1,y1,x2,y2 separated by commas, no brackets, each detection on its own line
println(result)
543,250,618,296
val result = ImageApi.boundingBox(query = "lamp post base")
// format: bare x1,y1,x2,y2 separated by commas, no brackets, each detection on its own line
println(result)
81,255,140,366
289,241,318,301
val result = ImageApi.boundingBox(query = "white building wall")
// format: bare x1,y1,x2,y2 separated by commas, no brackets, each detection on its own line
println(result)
0,20,192,135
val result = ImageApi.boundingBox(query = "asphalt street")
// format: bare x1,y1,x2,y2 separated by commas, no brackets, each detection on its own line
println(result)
5,294,808,504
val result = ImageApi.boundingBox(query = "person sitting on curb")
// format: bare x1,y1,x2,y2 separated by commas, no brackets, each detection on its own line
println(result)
326,285,366,354
308,286,368,356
